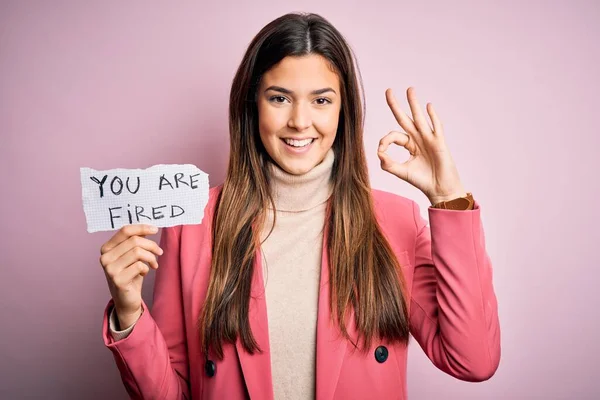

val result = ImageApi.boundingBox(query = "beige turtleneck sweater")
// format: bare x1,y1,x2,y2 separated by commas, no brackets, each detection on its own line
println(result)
109,148,335,399
259,148,334,399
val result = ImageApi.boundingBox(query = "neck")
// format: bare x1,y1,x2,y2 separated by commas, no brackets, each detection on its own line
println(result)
266,148,335,212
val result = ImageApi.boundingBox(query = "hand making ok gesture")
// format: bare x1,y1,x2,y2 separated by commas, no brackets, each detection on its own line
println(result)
377,87,468,205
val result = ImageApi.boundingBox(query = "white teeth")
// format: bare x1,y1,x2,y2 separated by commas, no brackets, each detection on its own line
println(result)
283,138,314,147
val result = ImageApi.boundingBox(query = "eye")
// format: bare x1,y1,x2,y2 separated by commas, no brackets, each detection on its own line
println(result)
315,97,332,105
269,96,289,103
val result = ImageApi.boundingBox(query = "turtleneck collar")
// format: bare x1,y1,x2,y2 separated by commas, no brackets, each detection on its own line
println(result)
266,148,335,212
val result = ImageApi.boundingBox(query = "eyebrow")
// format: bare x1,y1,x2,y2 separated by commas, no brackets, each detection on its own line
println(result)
264,85,337,95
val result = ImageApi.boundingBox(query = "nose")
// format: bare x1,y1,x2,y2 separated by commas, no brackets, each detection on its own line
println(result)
288,102,312,131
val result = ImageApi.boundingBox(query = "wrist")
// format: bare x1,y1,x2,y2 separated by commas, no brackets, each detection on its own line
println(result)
115,306,143,330
429,191,468,206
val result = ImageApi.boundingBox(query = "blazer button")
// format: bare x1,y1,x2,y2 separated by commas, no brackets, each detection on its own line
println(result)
205,360,216,377
375,346,388,363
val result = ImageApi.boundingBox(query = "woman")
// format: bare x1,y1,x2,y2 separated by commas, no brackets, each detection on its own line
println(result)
99,12,500,400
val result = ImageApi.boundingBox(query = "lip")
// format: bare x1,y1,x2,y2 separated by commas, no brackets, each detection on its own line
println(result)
281,136,317,140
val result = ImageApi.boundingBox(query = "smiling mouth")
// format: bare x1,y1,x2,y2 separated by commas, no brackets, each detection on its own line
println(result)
281,138,316,148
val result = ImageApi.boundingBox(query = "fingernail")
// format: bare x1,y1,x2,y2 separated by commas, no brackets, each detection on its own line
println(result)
159,248,164,255
149,226,158,233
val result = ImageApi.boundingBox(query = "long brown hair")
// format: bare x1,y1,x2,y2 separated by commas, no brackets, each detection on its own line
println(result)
200,12,410,359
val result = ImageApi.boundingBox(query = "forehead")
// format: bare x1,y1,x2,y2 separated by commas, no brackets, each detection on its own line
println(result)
261,54,340,91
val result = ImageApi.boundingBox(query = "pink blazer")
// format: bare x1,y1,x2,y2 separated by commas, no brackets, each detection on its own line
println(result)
102,185,501,399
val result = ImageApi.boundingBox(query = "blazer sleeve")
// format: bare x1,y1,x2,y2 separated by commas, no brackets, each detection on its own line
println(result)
408,200,501,382
102,225,191,399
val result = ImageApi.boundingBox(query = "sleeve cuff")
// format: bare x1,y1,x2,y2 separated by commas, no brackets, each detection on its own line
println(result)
109,305,143,342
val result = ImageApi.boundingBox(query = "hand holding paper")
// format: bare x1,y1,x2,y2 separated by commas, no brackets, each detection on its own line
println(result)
99,223,163,330
84,163,210,330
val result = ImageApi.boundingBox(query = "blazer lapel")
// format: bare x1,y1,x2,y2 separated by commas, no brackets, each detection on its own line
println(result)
235,248,275,400
315,229,355,400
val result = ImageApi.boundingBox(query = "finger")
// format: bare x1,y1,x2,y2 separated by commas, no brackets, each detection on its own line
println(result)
105,246,159,279
113,261,150,288
100,235,163,267
426,102,444,139
406,87,433,135
101,224,158,254
377,150,410,181
385,89,420,138
117,246,159,271
378,131,416,155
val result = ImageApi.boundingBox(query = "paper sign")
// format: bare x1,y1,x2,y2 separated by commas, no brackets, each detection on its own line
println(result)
80,164,209,233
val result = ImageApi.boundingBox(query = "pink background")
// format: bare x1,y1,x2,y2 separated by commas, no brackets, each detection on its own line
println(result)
1,1,598,399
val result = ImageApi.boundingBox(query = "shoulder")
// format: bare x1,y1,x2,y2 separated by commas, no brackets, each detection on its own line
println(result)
371,188,415,216
207,184,224,213
198,184,223,224
370,188,420,236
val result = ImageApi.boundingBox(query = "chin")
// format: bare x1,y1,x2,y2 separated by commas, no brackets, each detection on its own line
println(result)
277,158,317,175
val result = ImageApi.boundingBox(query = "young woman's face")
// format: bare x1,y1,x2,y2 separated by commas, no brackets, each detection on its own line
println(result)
257,54,341,175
